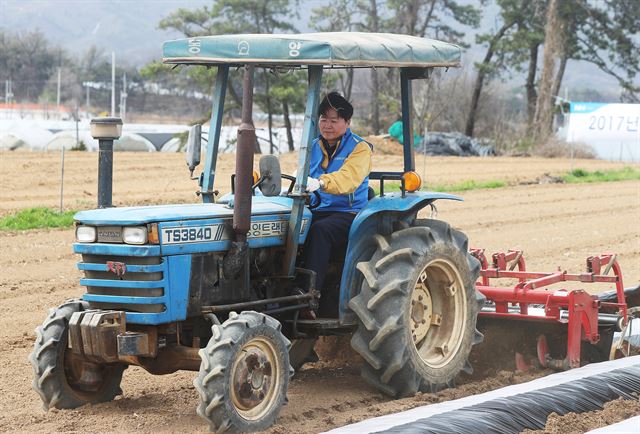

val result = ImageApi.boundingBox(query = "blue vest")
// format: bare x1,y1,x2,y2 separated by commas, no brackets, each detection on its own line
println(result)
309,128,370,212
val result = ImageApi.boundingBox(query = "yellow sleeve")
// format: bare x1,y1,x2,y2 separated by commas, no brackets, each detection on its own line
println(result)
319,141,372,195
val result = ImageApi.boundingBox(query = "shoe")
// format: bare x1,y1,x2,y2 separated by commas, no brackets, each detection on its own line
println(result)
291,287,318,320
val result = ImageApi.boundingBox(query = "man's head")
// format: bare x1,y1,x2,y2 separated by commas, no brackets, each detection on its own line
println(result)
318,91,353,144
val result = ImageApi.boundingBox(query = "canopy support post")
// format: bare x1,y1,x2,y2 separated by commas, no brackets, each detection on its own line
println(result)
400,68,416,172
201,65,229,203
283,65,323,277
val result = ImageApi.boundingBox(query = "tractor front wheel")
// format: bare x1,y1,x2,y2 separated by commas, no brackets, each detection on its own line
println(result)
28,299,126,409
194,311,292,433
349,220,483,397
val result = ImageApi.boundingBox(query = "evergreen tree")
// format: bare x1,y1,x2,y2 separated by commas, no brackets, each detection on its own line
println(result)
158,0,300,153
466,0,640,139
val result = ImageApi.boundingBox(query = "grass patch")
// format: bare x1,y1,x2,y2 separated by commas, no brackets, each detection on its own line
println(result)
562,167,640,184
0,207,76,230
375,167,638,195
430,179,507,192
374,179,506,194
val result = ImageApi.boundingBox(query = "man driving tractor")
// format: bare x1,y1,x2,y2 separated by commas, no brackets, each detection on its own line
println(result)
302,92,373,317
31,33,507,433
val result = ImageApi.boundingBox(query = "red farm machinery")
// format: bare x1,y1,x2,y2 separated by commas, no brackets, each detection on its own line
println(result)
471,249,638,372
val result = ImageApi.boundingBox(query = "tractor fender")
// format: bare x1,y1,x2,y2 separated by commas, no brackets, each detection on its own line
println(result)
338,191,462,325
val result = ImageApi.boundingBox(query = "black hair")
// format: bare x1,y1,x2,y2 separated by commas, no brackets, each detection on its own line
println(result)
318,91,353,121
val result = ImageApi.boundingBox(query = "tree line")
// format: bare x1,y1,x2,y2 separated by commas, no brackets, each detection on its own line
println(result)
2,0,638,152
0,29,211,119
465,0,639,142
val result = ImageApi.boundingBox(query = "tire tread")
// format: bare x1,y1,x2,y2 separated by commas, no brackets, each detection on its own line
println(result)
28,299,125,410
194,311,291,432
350,219,482,397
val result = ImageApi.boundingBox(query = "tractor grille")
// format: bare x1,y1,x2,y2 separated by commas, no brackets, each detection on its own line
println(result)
78,254,166,314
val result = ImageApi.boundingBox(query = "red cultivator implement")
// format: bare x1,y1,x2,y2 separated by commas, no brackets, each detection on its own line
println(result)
470,249,633,371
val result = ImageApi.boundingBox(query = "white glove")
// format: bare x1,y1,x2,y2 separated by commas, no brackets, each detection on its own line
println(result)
306,177,321,192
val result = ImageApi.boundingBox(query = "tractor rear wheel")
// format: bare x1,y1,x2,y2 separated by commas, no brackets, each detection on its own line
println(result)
194,311,292,433
349,220,483,397
28,299,126,409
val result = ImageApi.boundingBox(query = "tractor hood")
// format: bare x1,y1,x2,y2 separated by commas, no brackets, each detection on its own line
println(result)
74,196,296,225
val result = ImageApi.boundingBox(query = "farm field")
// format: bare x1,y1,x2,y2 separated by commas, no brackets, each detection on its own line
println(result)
0,151,639,433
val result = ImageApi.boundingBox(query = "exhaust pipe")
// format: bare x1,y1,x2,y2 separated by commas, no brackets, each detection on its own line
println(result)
233,65,256,242
224,66,255,282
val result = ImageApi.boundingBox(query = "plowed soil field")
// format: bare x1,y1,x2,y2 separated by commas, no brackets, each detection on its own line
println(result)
1,151,639,433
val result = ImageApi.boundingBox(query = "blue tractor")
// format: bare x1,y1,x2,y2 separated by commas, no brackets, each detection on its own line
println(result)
30,33,482,432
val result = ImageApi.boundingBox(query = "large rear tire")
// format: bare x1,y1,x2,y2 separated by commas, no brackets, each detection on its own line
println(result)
349,220,483,397
194,311,292,433
28,299,126,409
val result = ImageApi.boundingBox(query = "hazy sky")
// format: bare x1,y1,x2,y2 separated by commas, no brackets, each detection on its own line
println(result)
0,0,622,97
0,0,493,62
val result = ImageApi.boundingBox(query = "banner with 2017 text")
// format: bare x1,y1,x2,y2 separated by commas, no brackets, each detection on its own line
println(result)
567,102,639,161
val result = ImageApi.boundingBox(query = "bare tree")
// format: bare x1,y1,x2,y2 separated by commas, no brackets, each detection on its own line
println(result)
465,19,517,137
532,0,565,142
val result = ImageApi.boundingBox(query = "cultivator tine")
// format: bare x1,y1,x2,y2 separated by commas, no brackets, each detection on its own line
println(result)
507,251,523,271
613,307,640,359
602,254,617,276
536,335,548,367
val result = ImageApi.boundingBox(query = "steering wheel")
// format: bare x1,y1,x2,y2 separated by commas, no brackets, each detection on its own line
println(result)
278,174,321,209
281,174,297,194
308,191,321,209
252,171,297,197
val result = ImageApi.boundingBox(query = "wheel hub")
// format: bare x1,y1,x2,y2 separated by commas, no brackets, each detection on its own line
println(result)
230,337,280,421
409,260,467,369
410,281,432,344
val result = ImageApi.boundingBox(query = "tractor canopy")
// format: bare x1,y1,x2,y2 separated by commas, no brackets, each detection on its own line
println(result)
162,32,461,68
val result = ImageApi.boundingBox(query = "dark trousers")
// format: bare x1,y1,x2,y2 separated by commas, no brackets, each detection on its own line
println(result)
303,211,356,293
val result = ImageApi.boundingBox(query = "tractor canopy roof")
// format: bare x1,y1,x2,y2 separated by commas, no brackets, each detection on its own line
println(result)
162,32,461,68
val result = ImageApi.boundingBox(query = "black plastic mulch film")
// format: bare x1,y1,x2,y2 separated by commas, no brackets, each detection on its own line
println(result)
377,365,640,434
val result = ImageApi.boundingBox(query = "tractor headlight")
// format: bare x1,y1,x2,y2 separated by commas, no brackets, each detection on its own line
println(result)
76,225,97,243
123,226,148,245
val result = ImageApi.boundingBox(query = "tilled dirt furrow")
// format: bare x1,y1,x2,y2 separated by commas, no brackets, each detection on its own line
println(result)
435,182,640,284
441,183,639,225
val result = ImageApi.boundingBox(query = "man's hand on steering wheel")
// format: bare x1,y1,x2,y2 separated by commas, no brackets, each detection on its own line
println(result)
304,177,322,209
306,177,321,192
307,190,321,209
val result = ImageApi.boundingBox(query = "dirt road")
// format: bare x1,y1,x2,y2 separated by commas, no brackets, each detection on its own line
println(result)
0,151,638,432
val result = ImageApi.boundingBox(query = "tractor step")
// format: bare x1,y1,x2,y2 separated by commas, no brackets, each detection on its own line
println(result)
287,318,356,336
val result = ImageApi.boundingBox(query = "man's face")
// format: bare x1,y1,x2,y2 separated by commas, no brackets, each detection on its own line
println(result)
319,108,350,143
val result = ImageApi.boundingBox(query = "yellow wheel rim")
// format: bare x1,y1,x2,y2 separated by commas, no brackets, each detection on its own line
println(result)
410,259,467,368
230,337,281,421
